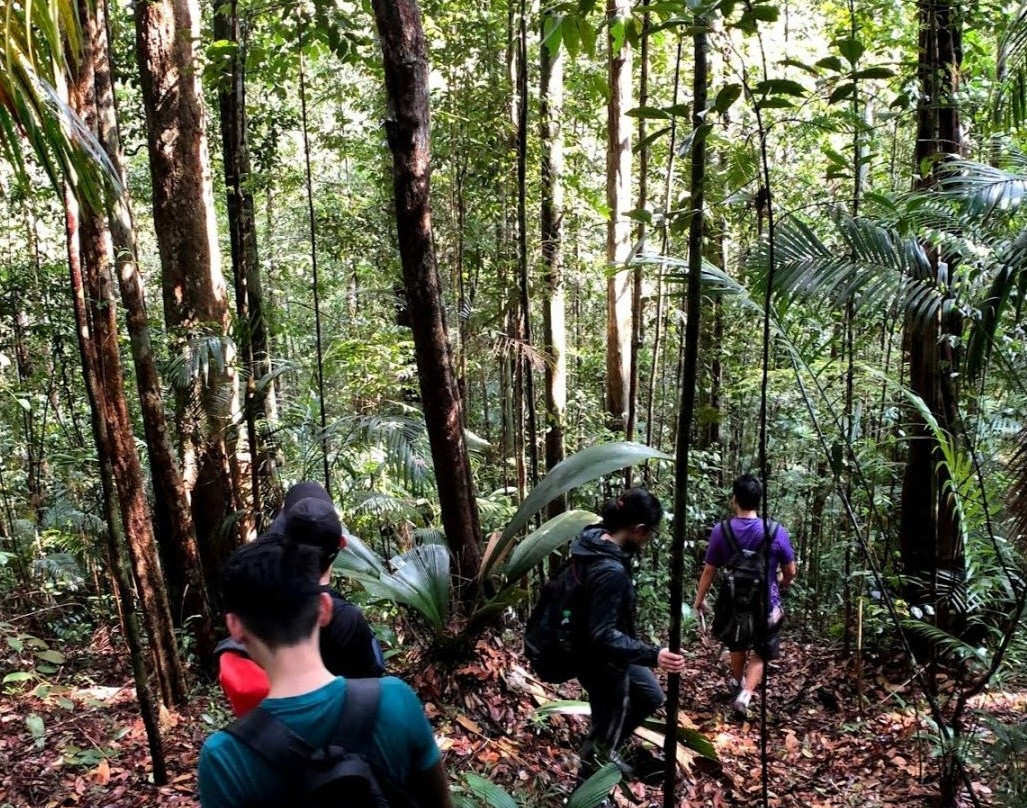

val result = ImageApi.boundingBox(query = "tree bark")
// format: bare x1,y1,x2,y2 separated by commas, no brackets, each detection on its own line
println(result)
214,0,275,519
65,192,167,782
540,12,566,516
66,0,184,729
370,0,483,597
900,0,964,633
135,0,244,590
604,0,633,431
92,0,213,656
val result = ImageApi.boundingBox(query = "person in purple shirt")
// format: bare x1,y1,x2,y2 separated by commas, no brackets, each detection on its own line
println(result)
693,474,797,720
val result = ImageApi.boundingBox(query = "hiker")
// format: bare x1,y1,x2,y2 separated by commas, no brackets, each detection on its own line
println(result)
570,488,685,778
199,537,452,808
692,473,797,721
215,482,384,716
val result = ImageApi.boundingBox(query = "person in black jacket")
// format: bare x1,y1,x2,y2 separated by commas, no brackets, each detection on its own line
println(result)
214,483,384,714
571,488,685,778
275,482,386,678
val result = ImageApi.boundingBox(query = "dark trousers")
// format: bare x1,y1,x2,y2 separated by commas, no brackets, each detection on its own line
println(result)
578,664,665,755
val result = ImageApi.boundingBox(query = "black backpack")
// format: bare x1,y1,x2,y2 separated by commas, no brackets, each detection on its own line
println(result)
711,519,778,647
524,559,588,683
225,678,414,808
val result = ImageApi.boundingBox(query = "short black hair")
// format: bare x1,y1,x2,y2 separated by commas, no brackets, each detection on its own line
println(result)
732,474,763,511
221,537,324,649
601,488,663,531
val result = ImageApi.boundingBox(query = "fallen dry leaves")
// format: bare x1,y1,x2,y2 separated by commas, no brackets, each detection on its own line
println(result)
1,623,1023,807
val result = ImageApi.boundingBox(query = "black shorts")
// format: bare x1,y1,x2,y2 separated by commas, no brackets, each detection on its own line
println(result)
726,616,782,659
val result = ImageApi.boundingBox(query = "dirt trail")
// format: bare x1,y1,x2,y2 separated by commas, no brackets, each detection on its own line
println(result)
0,626,1017,807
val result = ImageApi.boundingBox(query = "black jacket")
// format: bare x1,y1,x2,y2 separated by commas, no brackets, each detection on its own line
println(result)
570,526,660,669
215,589,384,679
319,587,385,678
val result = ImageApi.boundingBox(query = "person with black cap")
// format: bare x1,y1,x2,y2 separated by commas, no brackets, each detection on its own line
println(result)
215,482,384,715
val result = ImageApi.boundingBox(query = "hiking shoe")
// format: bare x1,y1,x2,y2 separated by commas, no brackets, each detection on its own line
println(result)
609,749,635,778
725,674,743,701
732,689,752,721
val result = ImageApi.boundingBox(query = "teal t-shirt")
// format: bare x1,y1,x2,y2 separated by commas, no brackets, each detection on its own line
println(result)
198,676,440,808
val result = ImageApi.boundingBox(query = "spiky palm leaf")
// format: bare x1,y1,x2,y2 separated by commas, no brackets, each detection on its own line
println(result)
0,0,117,205
762,214,941,324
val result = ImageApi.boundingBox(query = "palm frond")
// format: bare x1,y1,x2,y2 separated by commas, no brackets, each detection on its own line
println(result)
32,551,85,590
0,0,118,205
763,214,940,324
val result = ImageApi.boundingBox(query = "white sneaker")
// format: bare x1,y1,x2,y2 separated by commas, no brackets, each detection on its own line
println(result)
732,689,752,721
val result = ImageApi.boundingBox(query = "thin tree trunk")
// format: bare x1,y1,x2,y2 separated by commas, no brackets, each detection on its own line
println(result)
540,10,566,515
135,0,244,590
626,0,651,445
92,0,213,655
370,0,483,596
605,0,633,431
71,0,186,707
515,0,538,488
67,191,167,781
64,9,175,762
900,0,964,646
663,14,708,804
214,0,275,517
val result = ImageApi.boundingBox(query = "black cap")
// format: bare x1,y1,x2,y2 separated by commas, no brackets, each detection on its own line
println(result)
283,497,345,570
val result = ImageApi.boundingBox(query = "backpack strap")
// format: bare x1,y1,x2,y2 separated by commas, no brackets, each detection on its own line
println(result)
225,706,314,778
721,519,742,557
330,678,382,751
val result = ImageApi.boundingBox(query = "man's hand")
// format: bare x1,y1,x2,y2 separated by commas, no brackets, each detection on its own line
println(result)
692,597,706,615
657,648,686,673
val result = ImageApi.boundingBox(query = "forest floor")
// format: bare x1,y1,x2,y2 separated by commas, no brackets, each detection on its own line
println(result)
1,620,1023,808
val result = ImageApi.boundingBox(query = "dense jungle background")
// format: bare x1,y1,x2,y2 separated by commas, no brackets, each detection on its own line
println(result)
0,0,1026,805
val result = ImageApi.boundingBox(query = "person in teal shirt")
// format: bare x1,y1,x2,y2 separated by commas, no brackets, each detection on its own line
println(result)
198,537,451,808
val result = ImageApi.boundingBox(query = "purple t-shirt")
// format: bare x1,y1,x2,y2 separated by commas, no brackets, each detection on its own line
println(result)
705,517,795,608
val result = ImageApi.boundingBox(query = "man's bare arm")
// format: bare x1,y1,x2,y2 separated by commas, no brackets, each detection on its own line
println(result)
781,561,797,589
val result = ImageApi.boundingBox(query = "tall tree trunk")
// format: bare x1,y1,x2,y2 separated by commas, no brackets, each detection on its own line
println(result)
65,192,167,782
514,0,538,488
626,0,651,445
135,0,244,591
92,0,213,655
370,0,483,596
66,0,185,715
900,0,964,630
540,12,566,516
604,0,633,431
663,14,708,804
214,0,275,519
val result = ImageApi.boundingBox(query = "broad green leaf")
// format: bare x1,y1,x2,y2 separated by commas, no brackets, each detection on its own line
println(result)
7,636,24,652
35,650,66,665
489,442,671,579
756,97,794,109
334,532,387,576
755,79,806,97
854,66,895,80
26,713,45,747
836,36,865,65
626,105,671,120
3,671,34,684
638,718,719,760
816,55,843,72
714,83,742,113
534,699,591,718
501,510,599,582
567,763,621,808
828,82,855,105
341,544,450,629
464,773,519,808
